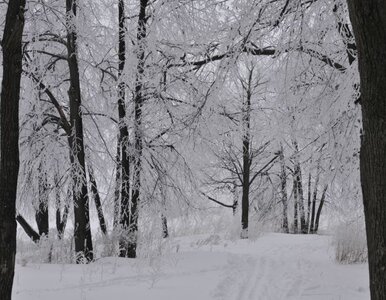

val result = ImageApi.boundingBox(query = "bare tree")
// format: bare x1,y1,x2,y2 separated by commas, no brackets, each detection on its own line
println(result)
347,1,386,298
0,0,26,298
66,0,93,263
117,0,132,256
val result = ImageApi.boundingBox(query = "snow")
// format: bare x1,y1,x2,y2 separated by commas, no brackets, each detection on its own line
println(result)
13,233,369,300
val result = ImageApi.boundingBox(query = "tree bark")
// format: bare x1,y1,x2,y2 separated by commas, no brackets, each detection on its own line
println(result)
232,182,239,216
88,166,107,235
36,169,49,237
309,158,320,234
161,214,169,238
16,215,40,243
346,1,386,298
160,184,169,239
113,140,121,230
279,144,289,233
314,184,327,233
240,69,252,239
306,172,311,232
117,0,133,257
56,202,69,239
0,1,25,298
55,179,70,239
122,0,149,258
66,0,93,263
293,141,307,233
293,176,299,234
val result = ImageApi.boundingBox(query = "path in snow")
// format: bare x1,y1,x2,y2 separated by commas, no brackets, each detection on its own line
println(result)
13,233,369,300
212,234,368,300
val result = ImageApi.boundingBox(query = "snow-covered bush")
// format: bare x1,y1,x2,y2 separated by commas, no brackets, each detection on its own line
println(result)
17,233,74,264
333,218,367,264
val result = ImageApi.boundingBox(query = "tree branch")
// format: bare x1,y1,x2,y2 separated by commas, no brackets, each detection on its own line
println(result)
249,155,279,185
16,215,40,243
200,191,236,209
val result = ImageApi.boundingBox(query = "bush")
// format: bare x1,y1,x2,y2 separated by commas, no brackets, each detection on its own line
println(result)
333,218,367,264
17,232,74,264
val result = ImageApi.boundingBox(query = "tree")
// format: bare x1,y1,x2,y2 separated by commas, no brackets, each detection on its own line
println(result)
66,0,93,263
292,141,307,233
279,143,289,233
119,0,149,258
117,0,132,256
240,64,253,239
346,1,386,298
0,0,26,298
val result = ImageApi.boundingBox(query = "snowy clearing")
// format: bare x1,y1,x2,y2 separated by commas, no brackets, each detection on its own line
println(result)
13,233,369,300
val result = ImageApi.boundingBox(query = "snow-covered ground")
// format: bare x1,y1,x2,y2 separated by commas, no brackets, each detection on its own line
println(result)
13,233,369,300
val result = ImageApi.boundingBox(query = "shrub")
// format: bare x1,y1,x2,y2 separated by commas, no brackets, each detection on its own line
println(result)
333,218,367,264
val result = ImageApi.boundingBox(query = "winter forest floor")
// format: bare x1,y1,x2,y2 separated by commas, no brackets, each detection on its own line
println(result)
13,233,369,300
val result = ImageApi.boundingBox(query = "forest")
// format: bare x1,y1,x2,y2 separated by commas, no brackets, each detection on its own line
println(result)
0,0,385,299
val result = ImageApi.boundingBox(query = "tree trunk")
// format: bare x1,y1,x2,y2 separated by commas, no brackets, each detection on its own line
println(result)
279,144,289,233
56,202,69,239
117,0,133,257
0,1,25,298
232,182,239,216
346,2,386,298
56,183,70,239
88,166,107,235
161,214,169,238
55,175,70,239
17,214,53,262
240,70,252,239
293,141,307,233
122,0,149,258
240,137,250,239
36,169,49,237
314,184,327,233
66,0,93,263
309,158,320,234
306,172,311,232
113,140,121,230
293,176,299,234
160,185,169,238
16,215,40,243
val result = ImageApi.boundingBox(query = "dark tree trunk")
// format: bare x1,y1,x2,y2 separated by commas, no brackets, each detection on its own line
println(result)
346,2,386,298
117,0,133,257
314,184,327,233
160,185,169,239
56,203,69,239
293,176,299,233
241,131,250,239
0,1,25,298
88,166,107,235
232,182,239,216
55,181,70,239
293,141,307,233
309,159,320,234
161,214,169,238
113,140,121,230
36,170,49,237
295,164,306,233
306,172,311,232
279,144,289,233
16,215,40,243
35,203,49,237
240,69,252,239
17,214,53,262
66,0,93,263
122,0,149,258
